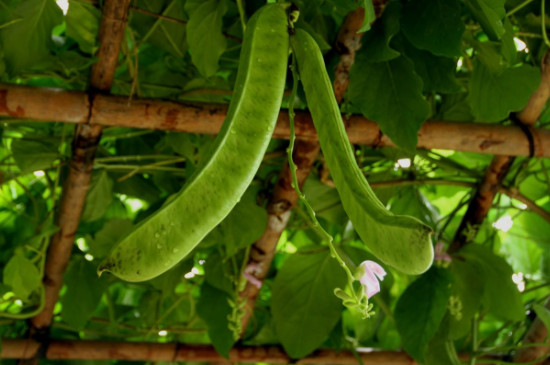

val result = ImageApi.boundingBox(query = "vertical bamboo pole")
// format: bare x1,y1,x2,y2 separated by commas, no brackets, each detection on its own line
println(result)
26,0,132,348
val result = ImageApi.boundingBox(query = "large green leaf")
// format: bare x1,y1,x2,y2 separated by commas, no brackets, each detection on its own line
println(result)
201,189,267,256
461,244,524,321
132,0,188,58
3,253,42,300
89,218,134,258
1,0,62,74
66,0,100,54
271,249,346,358
197,283,235,358
464,0,506,40
448,259,485,339
389,187,439,228
500,227,544,275
394,267,453,362
401,0,464,57
424,316,462,365
11,139,59,173
468,61,540,122
357,0,401,62
302,177,347,226
349,55,430,152
149,259,194,296
403,41,462,93
61,257,108,329
511,210,550,245
204,251,234,294
81,171,114,222
186,0,227,77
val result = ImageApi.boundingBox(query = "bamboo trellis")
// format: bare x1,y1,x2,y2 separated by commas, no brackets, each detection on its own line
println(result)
1,83,550,157
2,339,483,364
1,0,549,364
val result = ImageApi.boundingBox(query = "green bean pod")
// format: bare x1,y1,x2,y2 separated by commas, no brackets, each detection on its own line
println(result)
291,29,433,275
98,4,290,282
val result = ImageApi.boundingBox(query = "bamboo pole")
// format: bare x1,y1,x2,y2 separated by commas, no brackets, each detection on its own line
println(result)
1,83,549,157
0,339,420,364
0,339,505,364
28,0,132,334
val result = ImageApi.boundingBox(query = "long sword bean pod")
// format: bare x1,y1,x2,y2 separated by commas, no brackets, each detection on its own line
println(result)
98,4,291,282
291,29,433,275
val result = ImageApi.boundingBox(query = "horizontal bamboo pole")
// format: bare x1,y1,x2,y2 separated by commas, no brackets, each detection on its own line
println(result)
1,83,549,157
0,339,414,364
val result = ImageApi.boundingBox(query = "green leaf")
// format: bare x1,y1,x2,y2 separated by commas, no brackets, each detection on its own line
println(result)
204,251,234,294
61,257,107,329
66,0,100,54
464,0,506,40
500,227,544,274
132,0,188,58
349,55,430,152
424,316,462,365
468,61,540,122
89,218,134,258
389,187,439,228
0,49,5,78
461,244,524,321
403,41,462,93
1,0,63,74
302,177,347,226
533,303,550,332
81,171,114,222
448,259,485,339
501,18,517,65
149,259,193,296
11,139,59,173
358,0,375,32
394,267,453,362
186,0,227,77
197,283,235,358
271,249,346,358
358,1,401,63
510,210,550,244
401,0,464,57
202,189,267,256
3,253,42,300
439,93,474,122
296,21,331,53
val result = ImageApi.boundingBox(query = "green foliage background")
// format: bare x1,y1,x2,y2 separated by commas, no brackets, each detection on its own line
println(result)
0,0,550,363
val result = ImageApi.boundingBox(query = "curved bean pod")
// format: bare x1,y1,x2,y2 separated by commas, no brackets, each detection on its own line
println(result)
99,4,290,282
291,28,433,275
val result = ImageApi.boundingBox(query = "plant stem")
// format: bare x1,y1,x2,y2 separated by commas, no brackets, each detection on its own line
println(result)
236,0,246,32
507,0,536,16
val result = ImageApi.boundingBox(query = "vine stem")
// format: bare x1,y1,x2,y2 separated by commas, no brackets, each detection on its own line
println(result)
236,0,246,32
470,314,478,365
507,0,536,16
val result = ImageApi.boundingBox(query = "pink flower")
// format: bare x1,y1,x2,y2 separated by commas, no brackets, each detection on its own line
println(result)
356,260,386,299
243,263,263,289
434,242,452,262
